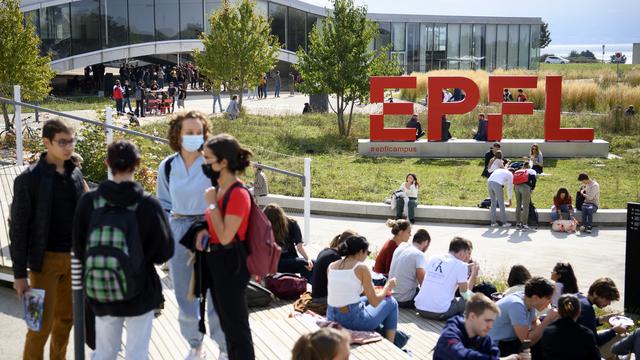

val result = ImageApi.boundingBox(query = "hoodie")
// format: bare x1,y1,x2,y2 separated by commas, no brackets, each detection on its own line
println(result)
72,180,174,317
434,315,500,360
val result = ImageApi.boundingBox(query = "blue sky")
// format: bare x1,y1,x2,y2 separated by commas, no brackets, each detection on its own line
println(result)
302,0,639,45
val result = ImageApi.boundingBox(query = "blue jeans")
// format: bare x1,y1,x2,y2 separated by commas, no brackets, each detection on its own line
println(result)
93,310,154,360
275,83,280,97
581,203,598,228
212,95,222,113
550,204,571,221
327,296,398,333
168,217,227,352
122,97,133,112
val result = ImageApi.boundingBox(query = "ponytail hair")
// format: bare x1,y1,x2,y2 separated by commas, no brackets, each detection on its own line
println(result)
385,219,411,235
291,328,350,360
204,133,253,173
337,235,369,257
329,229,357,250
557,294,581,320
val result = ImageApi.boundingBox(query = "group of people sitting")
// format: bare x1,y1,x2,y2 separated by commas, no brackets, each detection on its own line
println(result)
482,142,600,232
289,219,638,360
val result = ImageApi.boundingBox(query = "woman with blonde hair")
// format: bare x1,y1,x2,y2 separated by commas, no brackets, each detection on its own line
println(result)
291,328,350,360
263,203,314,281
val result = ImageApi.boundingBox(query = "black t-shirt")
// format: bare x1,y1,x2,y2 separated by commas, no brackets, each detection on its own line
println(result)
281,219,302,256
311,248,341,299
47,170,76,252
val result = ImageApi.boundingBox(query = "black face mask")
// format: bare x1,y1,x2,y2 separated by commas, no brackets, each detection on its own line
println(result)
201,164,220,186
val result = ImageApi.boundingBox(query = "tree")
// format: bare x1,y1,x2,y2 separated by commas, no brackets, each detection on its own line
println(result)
539,22,552,48
0,0,54,132
295,0,402,137
580,50,596,60
611,53,627,64
194,0,279,109
569,50,580,58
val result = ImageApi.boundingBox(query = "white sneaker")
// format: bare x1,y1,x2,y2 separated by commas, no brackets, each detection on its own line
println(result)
521,224,530,230
501,222,512,228
185,349,206,360
490,223,499,227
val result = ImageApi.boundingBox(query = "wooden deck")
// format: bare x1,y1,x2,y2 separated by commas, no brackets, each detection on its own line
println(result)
0,164,28,277
151,270,443,360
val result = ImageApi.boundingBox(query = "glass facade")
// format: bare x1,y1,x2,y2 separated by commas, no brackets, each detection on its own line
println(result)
26,0,540,71
180,0,205,40
287,7,306,51
269,2,287,47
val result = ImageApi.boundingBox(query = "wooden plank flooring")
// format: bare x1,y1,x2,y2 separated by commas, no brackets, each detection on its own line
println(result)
0,164,28,270
152,270,442,360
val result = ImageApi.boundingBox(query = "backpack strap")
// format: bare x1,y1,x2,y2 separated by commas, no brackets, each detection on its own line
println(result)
164,154,178,185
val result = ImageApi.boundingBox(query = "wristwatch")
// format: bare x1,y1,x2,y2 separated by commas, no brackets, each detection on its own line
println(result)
208,203,217,211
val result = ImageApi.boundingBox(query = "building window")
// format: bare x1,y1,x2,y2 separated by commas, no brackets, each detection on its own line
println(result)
306,13,320,52
101,0,128,48
485,24,497,71
530,24,540,70
420,23,432,72
392,22,405,51
447,24,460,69
40,4,71,59
496,24,508,69
204,1,224,33
507,24,519,69
287,7,306,52
180,0,204,40
473,24,485,70
433,24,447,69
23,10,40,37
269,3,287,47
129,0,155,44
71,0,101,55
375,22,391,50
155,0,180,41
406,22,420,73
459,24,472,69
519,24,530,68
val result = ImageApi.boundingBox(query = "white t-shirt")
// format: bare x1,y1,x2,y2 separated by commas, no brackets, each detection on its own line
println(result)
414,253,468,313
389,243,427,302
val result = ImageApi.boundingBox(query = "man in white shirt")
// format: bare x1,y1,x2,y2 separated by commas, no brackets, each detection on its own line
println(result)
415,237,480,320
389,229,431,308
488,168,513,227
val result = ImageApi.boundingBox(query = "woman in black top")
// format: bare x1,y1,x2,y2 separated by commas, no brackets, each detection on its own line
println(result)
311,230,357,304
541,294,600,360
263,204,314,281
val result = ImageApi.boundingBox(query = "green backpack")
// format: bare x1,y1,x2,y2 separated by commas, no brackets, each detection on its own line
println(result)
84,193,146,303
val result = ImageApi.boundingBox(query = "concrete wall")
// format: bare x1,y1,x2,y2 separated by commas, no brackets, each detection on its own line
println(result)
259,194,627,226
358,139,610,158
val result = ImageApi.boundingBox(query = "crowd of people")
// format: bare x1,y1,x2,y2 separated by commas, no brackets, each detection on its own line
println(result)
7,111,631,360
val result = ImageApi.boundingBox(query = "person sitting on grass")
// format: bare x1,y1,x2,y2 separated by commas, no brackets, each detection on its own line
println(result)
541,294,601,360
415,237,480,320
373,219,412,277
550,188,574,222
225,95,240,120
395,173,419,224
487,150,507,174
326,235,399,344
503,264,532,297
388,229,431,309
550,262,579,306
482,143,502,177
488,277,559,358
576,278,627,355
406,114,426,140
311,230,357,306
528,144,543,174
264,203,314,282
291,327,350,360
577,173,600,233
434,293,529,360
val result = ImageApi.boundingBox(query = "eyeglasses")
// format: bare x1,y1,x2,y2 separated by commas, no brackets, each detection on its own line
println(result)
53,138,77,147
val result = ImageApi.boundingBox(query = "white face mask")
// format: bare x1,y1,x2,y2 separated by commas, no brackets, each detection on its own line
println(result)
182,135,204,152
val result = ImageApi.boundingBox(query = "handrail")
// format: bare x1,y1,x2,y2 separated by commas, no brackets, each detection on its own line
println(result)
0,96,168,144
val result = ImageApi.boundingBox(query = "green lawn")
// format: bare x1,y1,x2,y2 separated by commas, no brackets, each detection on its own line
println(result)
134,112,640,209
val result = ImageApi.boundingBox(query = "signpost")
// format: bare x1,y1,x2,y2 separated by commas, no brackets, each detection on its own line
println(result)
625,202,640,315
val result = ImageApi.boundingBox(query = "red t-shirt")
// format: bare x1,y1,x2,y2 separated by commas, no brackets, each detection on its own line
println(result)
206,184,251,244
373,240,398,276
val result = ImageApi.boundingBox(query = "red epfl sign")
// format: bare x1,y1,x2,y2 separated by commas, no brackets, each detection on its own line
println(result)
369,76,594,142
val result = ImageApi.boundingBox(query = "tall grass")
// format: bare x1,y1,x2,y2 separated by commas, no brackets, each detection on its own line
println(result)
399,70,640,113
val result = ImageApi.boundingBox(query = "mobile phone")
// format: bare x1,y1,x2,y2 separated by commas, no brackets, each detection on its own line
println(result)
200,234,209,250
520,339,532,351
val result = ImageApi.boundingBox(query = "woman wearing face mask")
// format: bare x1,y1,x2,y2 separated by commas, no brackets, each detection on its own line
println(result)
156,111,227,360
195,134,255,360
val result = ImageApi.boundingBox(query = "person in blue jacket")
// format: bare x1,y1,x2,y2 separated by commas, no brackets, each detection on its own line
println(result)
434,293,527,360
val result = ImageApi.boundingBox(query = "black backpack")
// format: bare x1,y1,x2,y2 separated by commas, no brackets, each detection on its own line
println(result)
528,202,539,227
163,153,179,184
84,193,146,303
576,190,585,211
478,198,492,209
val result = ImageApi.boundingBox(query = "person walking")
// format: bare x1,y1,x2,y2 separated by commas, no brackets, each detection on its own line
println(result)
73,140,174,360
134,81,145,117
289,72,296,96
122,80,133,113
157,112,228,360
10,119,87,360
195,134,257,359
113,80,124,115
274,70,281,98
212,82,223,114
